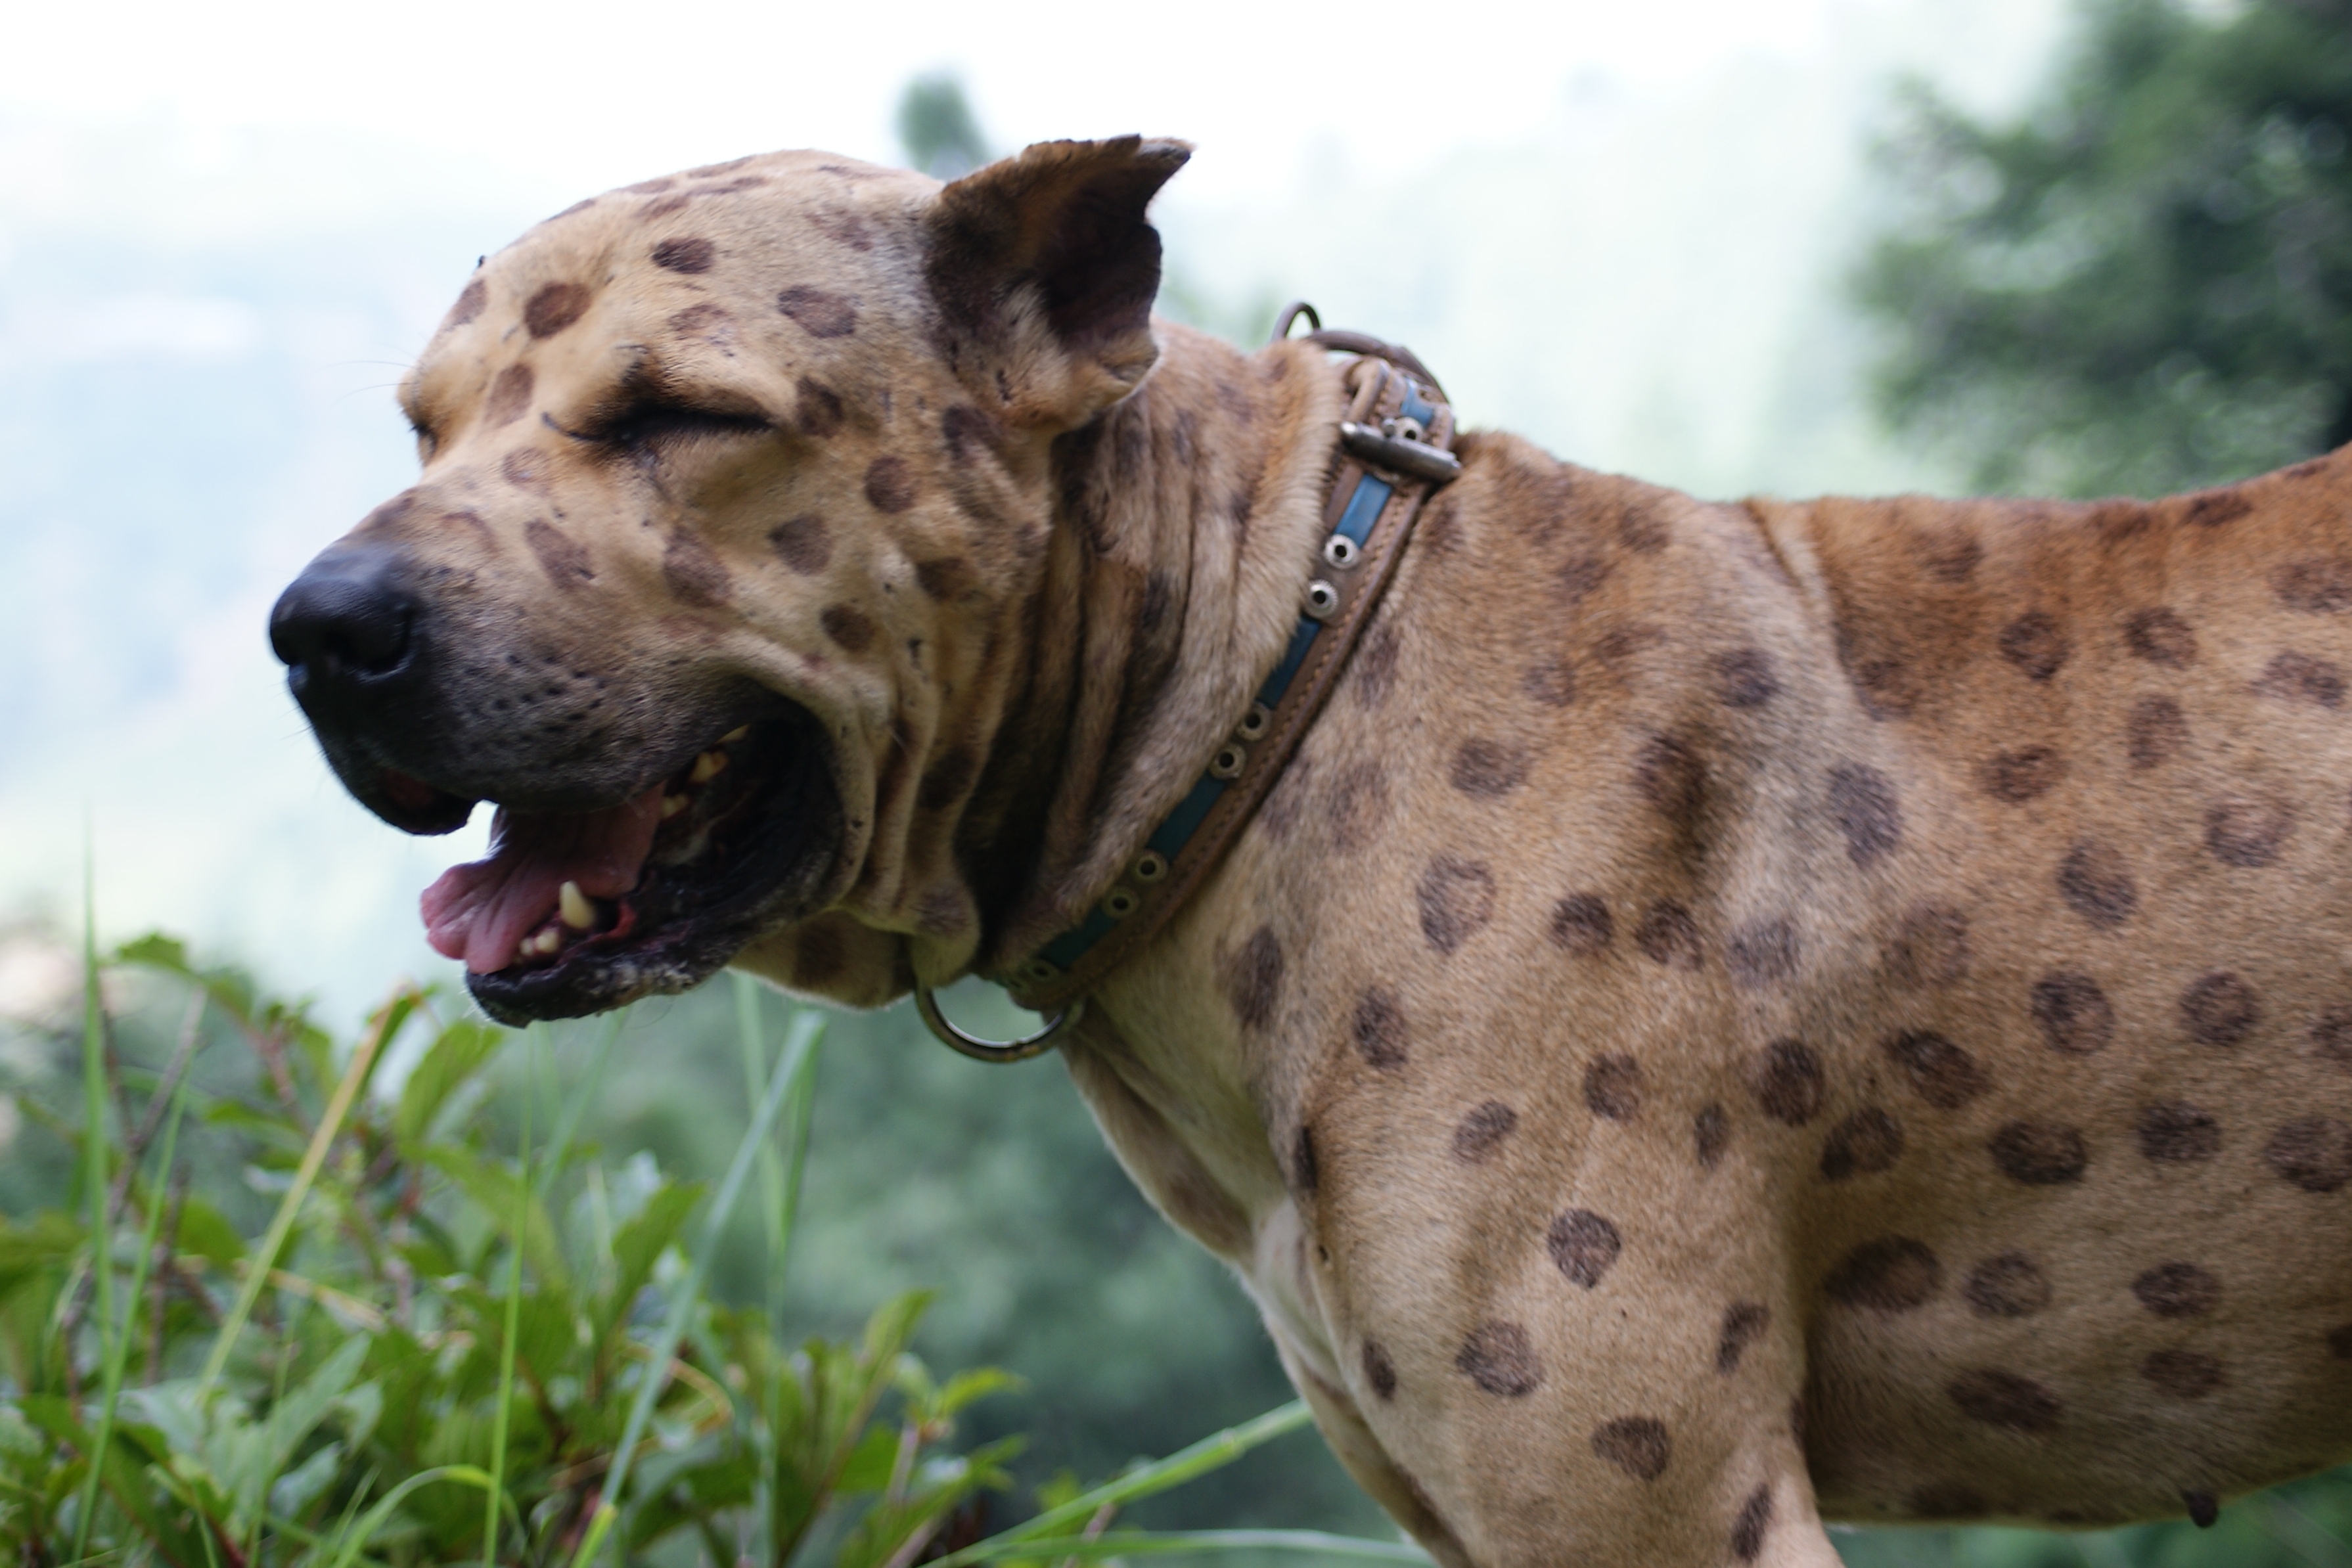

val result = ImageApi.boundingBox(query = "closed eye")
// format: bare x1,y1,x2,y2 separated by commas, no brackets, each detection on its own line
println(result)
595,402,771,451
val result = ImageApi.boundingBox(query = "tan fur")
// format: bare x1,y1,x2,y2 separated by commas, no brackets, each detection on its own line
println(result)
330,141,2352,1567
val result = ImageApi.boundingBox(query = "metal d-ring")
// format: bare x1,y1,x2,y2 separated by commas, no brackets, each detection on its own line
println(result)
913,984,1085,1064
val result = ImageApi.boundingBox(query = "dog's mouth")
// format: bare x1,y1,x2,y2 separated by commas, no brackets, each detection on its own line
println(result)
409,704,838,1022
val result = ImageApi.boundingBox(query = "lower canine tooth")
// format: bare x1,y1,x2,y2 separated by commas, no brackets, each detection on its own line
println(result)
661,794,689,818
690,751,727,784
719,725,749,744
559,880,595,930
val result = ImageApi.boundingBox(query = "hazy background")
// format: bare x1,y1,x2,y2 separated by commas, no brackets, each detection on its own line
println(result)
17,0,2347,1559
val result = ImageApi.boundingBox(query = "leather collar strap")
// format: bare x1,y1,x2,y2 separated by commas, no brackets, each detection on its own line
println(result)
915,308,1460,1061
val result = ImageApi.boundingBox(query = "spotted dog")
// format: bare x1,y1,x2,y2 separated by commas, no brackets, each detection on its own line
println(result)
271,137,2352,1566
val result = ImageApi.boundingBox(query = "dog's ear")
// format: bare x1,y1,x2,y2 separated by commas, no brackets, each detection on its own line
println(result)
925,135,1192,428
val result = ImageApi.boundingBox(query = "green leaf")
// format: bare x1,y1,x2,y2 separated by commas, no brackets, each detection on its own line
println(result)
396,1019,505,1150
0,1212,79,1301
172,1196,246,1270
596,1179,702,1352
830,1422,903,1496
423,1144,569,1291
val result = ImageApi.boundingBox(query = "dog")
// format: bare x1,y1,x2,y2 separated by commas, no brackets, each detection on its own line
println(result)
271,136,2352,1565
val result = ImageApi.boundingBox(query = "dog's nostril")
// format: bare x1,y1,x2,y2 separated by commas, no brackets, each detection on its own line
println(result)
270,550,418,679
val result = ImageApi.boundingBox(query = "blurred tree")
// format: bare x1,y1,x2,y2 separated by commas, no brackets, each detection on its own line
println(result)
898,73,993,180
1855,0,2352,497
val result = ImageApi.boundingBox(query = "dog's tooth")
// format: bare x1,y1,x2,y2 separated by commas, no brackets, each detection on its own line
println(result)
690,750,727,784
660,793,690,819
559,880,595,930
719,725,749,745
532,928,564,956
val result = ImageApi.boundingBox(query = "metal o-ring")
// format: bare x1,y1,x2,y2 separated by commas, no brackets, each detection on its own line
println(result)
1132,850,1169,883
1211,742,1248,780
1323,534,1360,569
1305,580,1340,621
915,985,1083,1064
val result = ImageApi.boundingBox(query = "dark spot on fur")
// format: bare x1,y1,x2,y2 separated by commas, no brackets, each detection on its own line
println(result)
1326,760,1390,855
915,556,975,600
1635,734,1707,827
1826,1238,1941,1312
1451,738,1530,798
1547,1209,1623,1288
499,448,549,492
2184,487,2253,527
1883,1031,1989,1109
2139,1102,2222,1163
525,518,593,587
1730,1484,1775,1561
1889,905,1970,989
1222,924,1283,1030
1751,1040,1825,1126
486,363,535,426
1991,1122,2088,1185
769,513,830,575
1591,1417,1672,1480
1635,901,1703,970
2142,1350,2225,1399
2125,607,2197,666
523,282,591,339
1351,985,1408,1070
1979,746,2066,803
2127,694,2190,767
2328,1324,2352,1359
1619,500,1669,554
1452,1102,1517,1163
2057,840,2136,928
2260,648,2349,708
1964,1253,2051,1318
2310,1007,2352,1071
1583,1056,1644,1121
1999,611,2070,681
1717,1303,1771,1374
662,530,731,606
777,284,857,337
864,456,917,513
1558,551,1612,604
794,377,846,439
916,748,976,811
1549,894,1612,954
2134,1263,2220,1318
1290,1123,1317,1194
1828,764,1902,864
1725,917,1799,988
444,276,487,329
651,236,715,273
2266,1115,2352,1192
1417,857,1495,954
1595,622,1668,661
820,604,875,653
1948,1368,2062,1431
1821,1108,1905,1180
1714,648,1779,707
1352,623,1401,709
1918,529,1982,583
2205,795,2295,867
667,302,734,350
2033,973,2114,1055
353,491,418,537
2274,557,2352,614
1457,1322,1542,1397
1522,657,1576,707
1695,1104,1729,1169
2181,972,2260,1046
941,404,999,464
1362,1339,1397,1400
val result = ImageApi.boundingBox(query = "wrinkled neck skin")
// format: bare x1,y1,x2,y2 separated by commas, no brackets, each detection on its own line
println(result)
733,326,1341,1000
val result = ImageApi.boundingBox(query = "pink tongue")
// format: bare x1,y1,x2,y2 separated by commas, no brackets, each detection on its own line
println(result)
422,786,666,974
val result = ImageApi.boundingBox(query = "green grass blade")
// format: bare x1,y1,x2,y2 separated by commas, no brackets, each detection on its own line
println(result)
71,840,115,1567
733,975,789,1326
927,1402,1315,1568
484,1032,533,1566
568,1004,826,1568
324,1464,496,1568
536,1010,627,1199
196,989,402,1397
958,1530,1432,1563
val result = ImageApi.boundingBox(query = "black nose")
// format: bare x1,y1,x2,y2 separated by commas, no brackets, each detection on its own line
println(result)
270,547,418,688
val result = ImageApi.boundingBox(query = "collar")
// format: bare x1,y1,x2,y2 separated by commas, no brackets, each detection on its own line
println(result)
915,305,1462,1061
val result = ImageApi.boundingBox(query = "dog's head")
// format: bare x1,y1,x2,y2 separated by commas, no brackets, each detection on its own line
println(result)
269,138,1190,1022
